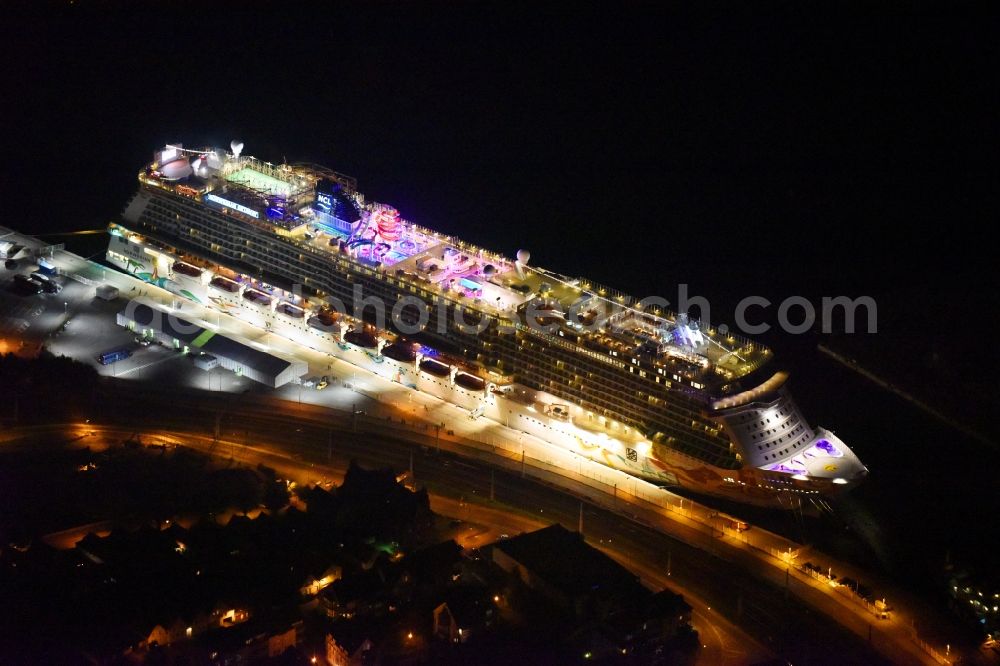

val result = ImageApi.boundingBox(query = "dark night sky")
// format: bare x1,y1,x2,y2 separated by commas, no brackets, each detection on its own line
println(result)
2,1,998,328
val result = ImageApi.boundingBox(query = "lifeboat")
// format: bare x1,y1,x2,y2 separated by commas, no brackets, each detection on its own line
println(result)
454,372,485,391
210,275,240,293
419,357,450,377
383,341,418,363
277,301,304,318
243,289,271,306
344,328,378,348
172,261,202,278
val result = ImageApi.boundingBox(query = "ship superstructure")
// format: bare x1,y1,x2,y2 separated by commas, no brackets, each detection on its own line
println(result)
106,142,867,507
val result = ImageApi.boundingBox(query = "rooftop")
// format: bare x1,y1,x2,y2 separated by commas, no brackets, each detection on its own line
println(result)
118,302,296,378
493,524,646,601
120,302,204,345
199,334,293,378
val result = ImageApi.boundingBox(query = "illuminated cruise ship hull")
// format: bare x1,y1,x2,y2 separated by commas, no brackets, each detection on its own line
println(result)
104,143,868,508
106,226,865,508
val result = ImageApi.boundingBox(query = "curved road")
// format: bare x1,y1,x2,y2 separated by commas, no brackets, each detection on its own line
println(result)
4,418,891,664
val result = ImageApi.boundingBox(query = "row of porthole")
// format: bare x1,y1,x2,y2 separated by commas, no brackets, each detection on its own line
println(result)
139,206,715,442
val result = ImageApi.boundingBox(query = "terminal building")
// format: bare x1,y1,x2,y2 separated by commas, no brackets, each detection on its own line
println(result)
116,302,307,388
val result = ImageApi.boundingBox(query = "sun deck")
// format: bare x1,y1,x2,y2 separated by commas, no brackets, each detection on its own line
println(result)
137,144,770,384
225,167,295,197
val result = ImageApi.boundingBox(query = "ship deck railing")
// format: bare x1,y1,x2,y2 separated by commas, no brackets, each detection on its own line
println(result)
148,174,770,380
294,218,767,382
285,209,771,369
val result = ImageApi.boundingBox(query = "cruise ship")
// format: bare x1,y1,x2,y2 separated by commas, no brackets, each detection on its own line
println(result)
105,142,868,508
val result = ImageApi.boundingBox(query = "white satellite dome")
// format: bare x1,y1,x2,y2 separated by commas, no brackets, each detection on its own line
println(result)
160,158,193,181
516,249,530,265
230,140,244,158
206,151,225,170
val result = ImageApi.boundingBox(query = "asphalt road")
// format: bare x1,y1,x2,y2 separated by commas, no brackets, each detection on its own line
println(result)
4,417,892,665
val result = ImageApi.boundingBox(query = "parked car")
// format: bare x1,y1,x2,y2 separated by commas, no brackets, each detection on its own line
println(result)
30,272,60,293
13,274,42,294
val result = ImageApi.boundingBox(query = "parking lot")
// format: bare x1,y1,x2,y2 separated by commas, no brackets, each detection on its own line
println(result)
0,255,223,387
1,262,88,353
2,232,394,411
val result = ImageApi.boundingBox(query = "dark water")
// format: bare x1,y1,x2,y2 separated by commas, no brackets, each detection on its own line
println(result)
788,336,998,578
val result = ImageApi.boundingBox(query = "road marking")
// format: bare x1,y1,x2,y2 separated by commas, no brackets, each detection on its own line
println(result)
114,351,184,377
